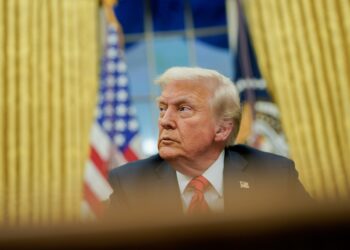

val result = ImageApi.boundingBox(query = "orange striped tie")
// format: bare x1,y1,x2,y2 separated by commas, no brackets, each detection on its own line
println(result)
187,175,210,214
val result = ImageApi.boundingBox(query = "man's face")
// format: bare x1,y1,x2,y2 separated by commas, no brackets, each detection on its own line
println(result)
157,80,218,162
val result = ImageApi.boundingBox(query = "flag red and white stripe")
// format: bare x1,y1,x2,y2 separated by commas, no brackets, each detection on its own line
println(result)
82,24,141,218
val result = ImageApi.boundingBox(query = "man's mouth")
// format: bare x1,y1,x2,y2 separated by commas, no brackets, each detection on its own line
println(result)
160,137,178,144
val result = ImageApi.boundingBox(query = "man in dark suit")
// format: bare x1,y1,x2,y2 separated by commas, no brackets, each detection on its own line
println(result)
108,67,310,217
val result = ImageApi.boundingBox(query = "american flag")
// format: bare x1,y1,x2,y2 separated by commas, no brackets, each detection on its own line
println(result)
82,24,141,218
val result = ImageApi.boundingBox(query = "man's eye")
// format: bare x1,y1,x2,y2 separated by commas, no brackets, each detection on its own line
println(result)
159,106,167,113
179,106,191,112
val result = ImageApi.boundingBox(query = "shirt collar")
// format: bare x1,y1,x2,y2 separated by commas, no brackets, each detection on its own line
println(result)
176,151,225,197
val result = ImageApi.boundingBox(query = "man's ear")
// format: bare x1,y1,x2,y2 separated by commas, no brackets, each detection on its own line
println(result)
214,120,233,142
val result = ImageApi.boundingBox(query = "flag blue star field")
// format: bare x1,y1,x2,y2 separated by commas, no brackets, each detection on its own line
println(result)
234,0,288,156
82,24,142,218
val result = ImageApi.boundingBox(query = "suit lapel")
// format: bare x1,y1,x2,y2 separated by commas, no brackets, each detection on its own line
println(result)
223,148,255,211
153,159,183,214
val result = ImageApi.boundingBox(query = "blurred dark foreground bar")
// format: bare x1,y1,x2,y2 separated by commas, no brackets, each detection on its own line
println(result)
0,201,350,249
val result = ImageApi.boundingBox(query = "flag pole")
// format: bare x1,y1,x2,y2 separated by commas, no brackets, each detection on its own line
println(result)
226,0,253,143
102,0,125,49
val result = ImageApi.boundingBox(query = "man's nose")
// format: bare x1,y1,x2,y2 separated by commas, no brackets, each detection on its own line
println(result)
159,108,176,129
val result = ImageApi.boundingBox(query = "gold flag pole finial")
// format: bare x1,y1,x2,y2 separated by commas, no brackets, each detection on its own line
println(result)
102,0,125,48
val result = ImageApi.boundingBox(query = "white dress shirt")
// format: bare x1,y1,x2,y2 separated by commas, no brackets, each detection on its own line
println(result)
176,151,225,213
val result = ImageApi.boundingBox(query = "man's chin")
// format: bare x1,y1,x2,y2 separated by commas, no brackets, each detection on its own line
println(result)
158,148,179,160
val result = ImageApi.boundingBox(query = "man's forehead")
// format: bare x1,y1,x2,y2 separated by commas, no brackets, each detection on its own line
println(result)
160,80,212,97
157,94,194,104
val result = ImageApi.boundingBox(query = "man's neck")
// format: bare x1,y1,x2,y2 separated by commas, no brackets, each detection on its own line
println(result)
168,149,224,177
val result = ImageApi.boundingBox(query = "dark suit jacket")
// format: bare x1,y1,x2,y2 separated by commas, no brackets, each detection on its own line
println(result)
108,145,310,217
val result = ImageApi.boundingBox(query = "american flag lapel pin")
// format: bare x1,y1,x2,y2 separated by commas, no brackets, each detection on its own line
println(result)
239,181,250,189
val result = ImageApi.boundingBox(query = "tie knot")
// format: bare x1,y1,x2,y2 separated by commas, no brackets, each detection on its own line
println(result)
187,175,210,192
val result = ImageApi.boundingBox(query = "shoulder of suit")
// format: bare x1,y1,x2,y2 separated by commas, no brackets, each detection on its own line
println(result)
109,154,163,178
227,144,294,165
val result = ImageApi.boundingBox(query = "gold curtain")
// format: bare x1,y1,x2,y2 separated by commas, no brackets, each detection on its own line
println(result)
244,0,350,200
0,0,99,225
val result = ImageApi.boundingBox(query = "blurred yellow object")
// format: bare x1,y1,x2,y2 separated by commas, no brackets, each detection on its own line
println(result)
0,0,99,225
244,0,350,200
102,0,118,8
235,103,253,144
